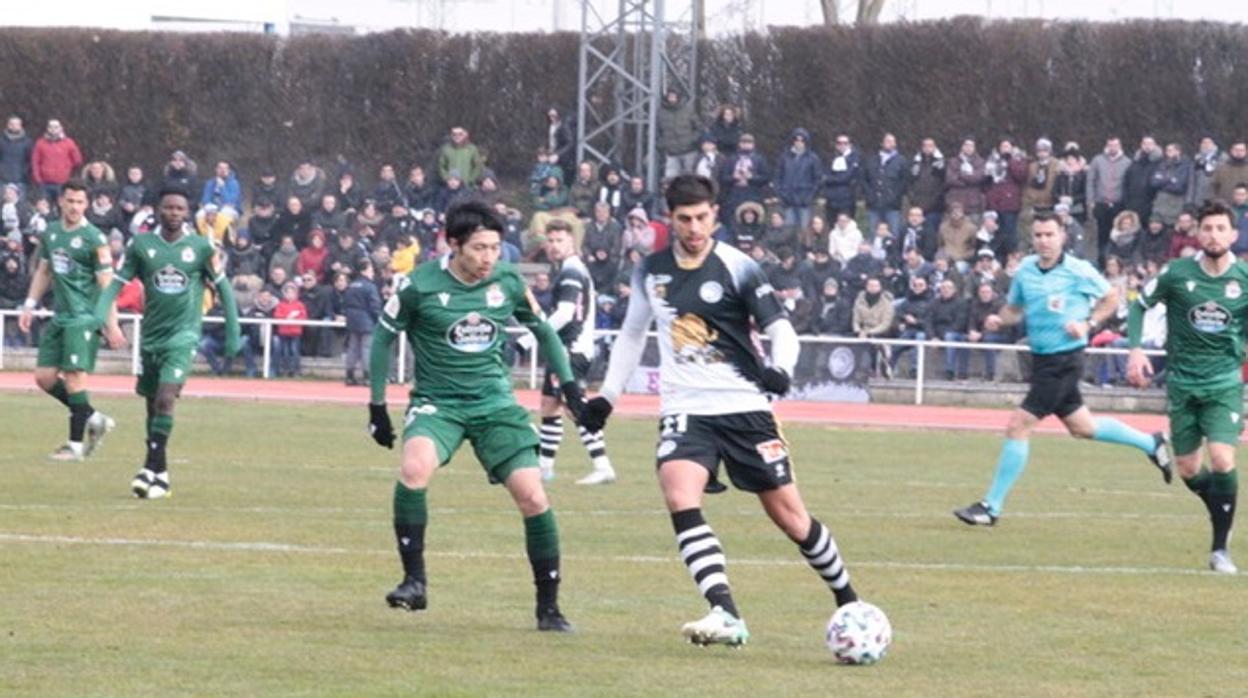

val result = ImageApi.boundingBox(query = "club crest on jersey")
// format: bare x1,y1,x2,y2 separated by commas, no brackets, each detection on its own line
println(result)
446,311,498,353
70,236,83,249
50,248,73,274
181,247,196,263
1190,300,1231,334
153,264,190,294
147,249,157,258
670,313,724,365
438,292,450,307
699,280,724,304
485,283,505,308
1186,280,1196,292
1226,280,1241,299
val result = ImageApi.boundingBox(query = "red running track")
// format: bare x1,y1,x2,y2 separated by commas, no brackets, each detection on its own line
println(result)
0,371,1173,436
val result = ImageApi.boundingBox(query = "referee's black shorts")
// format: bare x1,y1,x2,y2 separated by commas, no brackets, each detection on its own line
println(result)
1021,348,1086,419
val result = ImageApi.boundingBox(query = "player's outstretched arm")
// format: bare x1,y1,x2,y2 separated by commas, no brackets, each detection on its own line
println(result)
366,329,397,448
1124,298,1154,386
216,278,243,356
18,259,51,334
595,266,653,409
761,318,799,395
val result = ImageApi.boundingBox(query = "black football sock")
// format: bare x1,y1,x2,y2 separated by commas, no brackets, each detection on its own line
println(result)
798,518,858,607
44,379,71,408
1206,470,1238,552
525,509,561,609
671,508,739,619
67,391,92,444
393,482,428,582
146,415,173,474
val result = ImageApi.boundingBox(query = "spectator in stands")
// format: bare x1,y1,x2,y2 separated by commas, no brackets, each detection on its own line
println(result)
853,275,895,376
1149,142,1191,227
928,278,970,380
31,119,83,204
87,190,125,237
973,210,1002,262
288,161,327,210
266,234,298,280
1123,135,1161,225
311,193,348,234
619,176,656,219
762,209,796,254
161,150,198,193
342,260,380,385
862,132,906,236
718,133,769,222
967,282,1009,380
195,203,232,246
729,201,764,253
822,134,860,221
244,197,279,259
1140,214,1172,267
297,228,330,282
1088,136,1130,266
327,227,367,279
371,164,405,210
202,160,242,216
694,135,724,182
437,125,484,187
938,201,977,270
1,185,32,239
80,161,117,198
897,245,933,290
584,200,621,261
530,271,554,314
227,228,264,281
0,116,33,194
775,127,822,230
200,299,257,377
436,171,471,214
827,212,863,264
1022,138,1059,221
621,207,657,253
273,195,312,248
528,147,563,194
596,165,625,220
379,202,417,250
907,137,945,235
1054,202,1088,258
816,277,853,337
890,274,933,377
1054,145,1089,223
546,107,574,166
945,137,987,219
1105,210,1142,266
841,240,883,300
297,269,335,358
335,170,361,213
1189,136,1224,205
568,161,599,219
1233,185,1248,258
776,272,817,334
118,166,147,222
0,250,29,346
479,168,504,204
870,220,900,268
252,168,281,207
899,205,937,261
984,138,1028,255
657,87,701,178
966,247,1001,294
390,232,420,276
270,282,306,377
708,104,742,157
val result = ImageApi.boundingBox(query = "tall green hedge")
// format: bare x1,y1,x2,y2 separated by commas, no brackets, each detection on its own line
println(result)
1,19,1245,186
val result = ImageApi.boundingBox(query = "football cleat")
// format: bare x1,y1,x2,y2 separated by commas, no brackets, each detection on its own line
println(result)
48,443,84,462
681,606,749,647
1209,550,1238,575
385,577,428,611
953,501,998,526
536,605,574,632
132,469,170,499
1148,433,1173,484
575,468,616,485
84,412,117,457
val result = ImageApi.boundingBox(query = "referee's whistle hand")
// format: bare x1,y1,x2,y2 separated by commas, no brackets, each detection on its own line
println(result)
1064,320,1089,339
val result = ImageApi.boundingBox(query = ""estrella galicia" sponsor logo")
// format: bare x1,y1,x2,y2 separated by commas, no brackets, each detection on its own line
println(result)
446,312,498,353
1189,301,1231,334
153,265,190,294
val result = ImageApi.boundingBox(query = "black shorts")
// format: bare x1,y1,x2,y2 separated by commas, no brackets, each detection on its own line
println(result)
1021,348,1086,419
654,411,793,493
541,353,592,399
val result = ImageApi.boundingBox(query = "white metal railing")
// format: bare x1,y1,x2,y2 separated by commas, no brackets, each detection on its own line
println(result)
0,309,1166,404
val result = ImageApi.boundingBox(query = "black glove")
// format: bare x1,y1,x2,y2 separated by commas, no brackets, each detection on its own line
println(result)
582,396,614,434
560,381,598,432
368,403,395,449
760,367,791,396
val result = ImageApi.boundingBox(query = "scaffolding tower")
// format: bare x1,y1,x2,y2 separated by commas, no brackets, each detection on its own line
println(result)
575,0,701,193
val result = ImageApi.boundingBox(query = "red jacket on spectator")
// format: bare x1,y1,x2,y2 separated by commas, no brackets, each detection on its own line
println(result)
31,136,84,186
296,229,329,282
117,278,144,313
273,299,307,337
651,220,669,250
984,153,1029,214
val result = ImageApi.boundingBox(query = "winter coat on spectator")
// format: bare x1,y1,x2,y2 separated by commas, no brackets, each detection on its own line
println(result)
907,149,945,213
928,293,969,337
775,129,823,207
1054,166,1088,221
0,128,33,185
119,182,148,213
201,173,242,211
861,148,907,211
968,294,1005,334
730,202,765,252
289,167,327,209
437,142,484,187
695,146,725,182
597,182,624,220
1149,156,1192,225
336,181,362,212
269,243,300,280
297,230,330,282
1123,149,1161,222
0,256,28,308
274,299,308,338
327,240,368,279
939,213,978,264
1022,156,1060,212
1105,211,1142,266
718,149,770,216
31,134,83,186
583,217,622,264
568,171,599,219
252,178,281,207
312,207,349,235
899,221,937,261
245,211,278,255
827,219,864,263
533,181,570,212
895,287,933,334
301,283,335,323
709,114,742,156
342,276,381,334
945,153,987,215
87,201,125,236
1190,147,1225,204
800,256,841,302
840,252,883,300
272,208,313,249
852,289,895,337
984,152,1028,214
371,180,405,211
163,157,198,195
619,186,657,220
1,198,33,237
1140,225,1172,266
656,93,701,157
380,214,418,250
1211,154,1248,202
227,238,265,279
763,222,797,254
817,288,855,336
1087,150,1130,206
823,147,862,214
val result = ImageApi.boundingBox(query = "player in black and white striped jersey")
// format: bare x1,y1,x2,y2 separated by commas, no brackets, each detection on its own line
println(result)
535,220,616,485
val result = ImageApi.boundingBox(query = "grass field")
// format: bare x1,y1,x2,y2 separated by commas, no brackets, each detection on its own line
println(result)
1,390,1245,698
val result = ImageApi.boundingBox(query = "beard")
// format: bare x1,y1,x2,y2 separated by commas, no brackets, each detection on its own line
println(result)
1204,246,1228,259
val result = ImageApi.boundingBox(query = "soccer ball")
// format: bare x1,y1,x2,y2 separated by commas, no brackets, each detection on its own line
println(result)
825,601,892,665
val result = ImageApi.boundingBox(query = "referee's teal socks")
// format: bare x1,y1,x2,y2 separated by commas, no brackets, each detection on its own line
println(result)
1091,417,1156,454
984,439,1029,516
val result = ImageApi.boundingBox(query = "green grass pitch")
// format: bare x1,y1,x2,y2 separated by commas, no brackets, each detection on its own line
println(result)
0,391,1245,697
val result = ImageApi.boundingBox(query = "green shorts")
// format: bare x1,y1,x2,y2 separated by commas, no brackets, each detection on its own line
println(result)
1167,382,1244,456
36,319,100,373
402,396,540,484
136,344,199,398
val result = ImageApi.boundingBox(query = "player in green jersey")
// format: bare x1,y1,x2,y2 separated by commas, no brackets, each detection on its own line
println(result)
94,186,241,499
1127,200,1244,574
18,181,126,461
366,200,599,632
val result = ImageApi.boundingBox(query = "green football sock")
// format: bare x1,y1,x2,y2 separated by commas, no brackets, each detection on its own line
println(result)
1183,467,1212,498
393,483,428,581
525,509,561,608
44,379,71,408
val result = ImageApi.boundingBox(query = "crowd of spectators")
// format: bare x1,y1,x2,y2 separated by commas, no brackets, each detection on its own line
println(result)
1,105,1243,386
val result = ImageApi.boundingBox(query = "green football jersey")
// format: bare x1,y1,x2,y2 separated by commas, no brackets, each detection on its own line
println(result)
39,220,110,325
116,228,220,350
1137,255,1248,389
378,256,543,401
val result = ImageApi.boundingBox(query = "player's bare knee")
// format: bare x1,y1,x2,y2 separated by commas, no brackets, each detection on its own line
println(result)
1174,453,1203,478
1208,448,1237,474
34,370,58,392
154,389,178,416
61,371,85,393
515,491,549,518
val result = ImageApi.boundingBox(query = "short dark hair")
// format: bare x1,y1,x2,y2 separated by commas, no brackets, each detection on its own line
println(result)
545,219,573,235
157,183,192,203
665,174,718,213
1198,199,1236,226
60,180,89,197
1032,211,1059,227
445,199,504,246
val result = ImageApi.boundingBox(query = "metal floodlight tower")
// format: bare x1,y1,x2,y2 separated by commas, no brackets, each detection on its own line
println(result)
576,0,700,193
